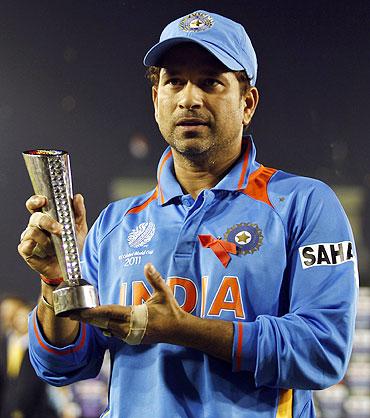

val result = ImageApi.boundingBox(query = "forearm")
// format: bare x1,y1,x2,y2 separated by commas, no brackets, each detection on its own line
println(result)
166,313,234,363
71,263,235,362
37,281,79,347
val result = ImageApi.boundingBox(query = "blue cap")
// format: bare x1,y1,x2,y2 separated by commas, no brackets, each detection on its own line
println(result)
143,10,257,86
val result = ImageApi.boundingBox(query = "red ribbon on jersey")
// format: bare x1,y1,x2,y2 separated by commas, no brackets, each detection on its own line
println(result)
198,235,237,268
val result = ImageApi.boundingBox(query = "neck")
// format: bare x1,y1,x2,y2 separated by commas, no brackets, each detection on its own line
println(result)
171,143,242,199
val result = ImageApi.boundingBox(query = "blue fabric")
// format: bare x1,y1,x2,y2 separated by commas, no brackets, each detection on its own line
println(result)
28,309,106,387
28,136,358,417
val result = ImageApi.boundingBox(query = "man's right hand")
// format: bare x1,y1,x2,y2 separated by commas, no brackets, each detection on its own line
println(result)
18,193,88,280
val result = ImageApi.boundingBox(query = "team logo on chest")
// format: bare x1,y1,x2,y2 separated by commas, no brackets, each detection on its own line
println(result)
224,223,263,255
127,221,156,248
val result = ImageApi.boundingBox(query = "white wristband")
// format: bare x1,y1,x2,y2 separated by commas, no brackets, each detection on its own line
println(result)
123,304,148,345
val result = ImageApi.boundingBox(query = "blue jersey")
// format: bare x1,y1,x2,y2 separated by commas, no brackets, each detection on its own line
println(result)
29,136,358,418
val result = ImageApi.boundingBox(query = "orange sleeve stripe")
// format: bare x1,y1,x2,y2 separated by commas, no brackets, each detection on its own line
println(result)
237,140,251,190
243,165,277,207
157,149,172,204
33,311,87,356
126,187,159,215
236,321,243,372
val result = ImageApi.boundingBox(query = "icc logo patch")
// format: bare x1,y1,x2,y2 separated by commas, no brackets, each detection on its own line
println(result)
224,223,263,255
179,12,214,33
127,221,155,248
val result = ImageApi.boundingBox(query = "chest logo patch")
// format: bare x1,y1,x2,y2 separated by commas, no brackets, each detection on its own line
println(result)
224,223,263,255
127,221,155,248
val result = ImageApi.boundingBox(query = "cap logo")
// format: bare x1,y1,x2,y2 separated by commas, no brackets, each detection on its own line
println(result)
179,12,214,33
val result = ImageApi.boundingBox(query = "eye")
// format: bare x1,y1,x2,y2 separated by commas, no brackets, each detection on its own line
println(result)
203,78,221,88
166,78,183,86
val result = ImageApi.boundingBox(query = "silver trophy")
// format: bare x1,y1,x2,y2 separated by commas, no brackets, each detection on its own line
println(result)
22,150,99,316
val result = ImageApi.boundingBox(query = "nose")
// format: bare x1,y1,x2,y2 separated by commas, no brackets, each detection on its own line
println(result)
178,81,202,110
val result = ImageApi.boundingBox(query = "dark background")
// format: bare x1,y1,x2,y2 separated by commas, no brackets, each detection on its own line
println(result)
1,0,369,300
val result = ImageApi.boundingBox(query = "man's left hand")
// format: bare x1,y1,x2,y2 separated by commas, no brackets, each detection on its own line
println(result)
69,263,186,344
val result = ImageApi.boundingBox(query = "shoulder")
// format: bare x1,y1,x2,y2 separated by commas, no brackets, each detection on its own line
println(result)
246,165,340,213
265,169,351,244
268,169,338,207
243,165,336,213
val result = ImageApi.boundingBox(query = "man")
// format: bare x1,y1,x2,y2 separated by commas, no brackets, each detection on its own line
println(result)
18,10,358,418
0,297,58,418
0,295,25,411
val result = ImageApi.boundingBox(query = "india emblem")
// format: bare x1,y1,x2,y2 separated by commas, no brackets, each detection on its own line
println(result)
224,223,263,255
179,12,214,33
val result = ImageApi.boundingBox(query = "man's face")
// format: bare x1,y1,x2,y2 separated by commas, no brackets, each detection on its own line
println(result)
152,43,258,160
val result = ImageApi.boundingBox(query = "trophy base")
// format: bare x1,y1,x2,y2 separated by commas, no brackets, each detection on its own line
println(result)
53,279,99,316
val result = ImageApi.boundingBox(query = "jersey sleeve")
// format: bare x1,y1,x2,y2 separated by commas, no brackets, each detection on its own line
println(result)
231,180,358,389
28,308,107,386
28,210,109,387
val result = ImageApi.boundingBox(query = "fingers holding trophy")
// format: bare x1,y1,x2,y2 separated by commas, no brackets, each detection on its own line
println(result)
22,149,99,316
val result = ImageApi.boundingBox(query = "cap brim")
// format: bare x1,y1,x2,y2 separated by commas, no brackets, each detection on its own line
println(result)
143,37,244,72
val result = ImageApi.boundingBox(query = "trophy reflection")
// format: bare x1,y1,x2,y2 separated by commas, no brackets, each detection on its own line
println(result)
22,150,99,316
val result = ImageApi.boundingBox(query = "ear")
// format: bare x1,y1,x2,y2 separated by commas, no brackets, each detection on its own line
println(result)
242,86,259,126
152,85,159,123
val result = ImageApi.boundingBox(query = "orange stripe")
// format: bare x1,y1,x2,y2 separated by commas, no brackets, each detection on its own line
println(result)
236,321,243,371
237,140,251,189
33,311,86,356
126,187,159,215
157,149,172,204
243,165,277,207
276,389,293,418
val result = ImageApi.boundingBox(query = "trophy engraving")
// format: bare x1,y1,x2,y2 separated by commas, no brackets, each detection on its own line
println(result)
22,150,99,316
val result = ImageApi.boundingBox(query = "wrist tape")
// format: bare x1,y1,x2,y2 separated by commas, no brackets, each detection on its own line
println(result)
123,304,148,345
40,295,54,311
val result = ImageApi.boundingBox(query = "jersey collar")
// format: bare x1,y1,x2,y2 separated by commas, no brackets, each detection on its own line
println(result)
156,135,260,206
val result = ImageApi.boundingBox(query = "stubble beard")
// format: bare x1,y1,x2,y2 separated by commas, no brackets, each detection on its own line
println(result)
170,130,238,164
161,120,215,156
165,133,219,168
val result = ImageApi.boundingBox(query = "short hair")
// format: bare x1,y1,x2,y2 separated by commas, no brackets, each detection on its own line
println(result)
146,66,251,96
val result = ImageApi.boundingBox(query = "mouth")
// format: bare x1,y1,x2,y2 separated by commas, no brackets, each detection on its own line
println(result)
176,118,209,127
